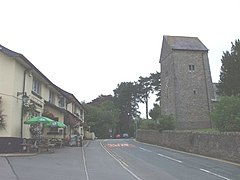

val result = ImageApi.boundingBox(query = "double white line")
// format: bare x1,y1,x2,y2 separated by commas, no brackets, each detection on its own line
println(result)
100,141,142,180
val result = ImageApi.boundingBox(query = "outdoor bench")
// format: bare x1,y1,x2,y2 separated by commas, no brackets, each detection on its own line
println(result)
20,139,38,153
38,139,55,153
38,143,55,153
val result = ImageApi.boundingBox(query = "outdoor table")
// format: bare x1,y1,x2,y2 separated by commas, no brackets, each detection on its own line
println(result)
38,138,55,153
50,138,63,148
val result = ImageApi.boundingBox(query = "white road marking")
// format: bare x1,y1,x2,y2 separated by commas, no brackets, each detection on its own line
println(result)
157,153,182,163
134,139,240,167
82,146,89,180
139,147,152,152
106,143,134,148
101,141,142,180
200,168,231,180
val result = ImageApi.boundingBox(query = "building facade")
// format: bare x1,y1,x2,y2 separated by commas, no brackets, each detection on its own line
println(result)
0,44,85,152
160,36,214,129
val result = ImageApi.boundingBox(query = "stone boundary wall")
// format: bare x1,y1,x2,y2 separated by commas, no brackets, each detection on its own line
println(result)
136,129,240,164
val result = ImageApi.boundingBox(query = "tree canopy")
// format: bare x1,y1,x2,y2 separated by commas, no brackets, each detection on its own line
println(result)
113,82,140,135
84,71,161,137
218,39,240,96
137,71,161,119
84,95,120,138
211,96,240,132
149,103,161,120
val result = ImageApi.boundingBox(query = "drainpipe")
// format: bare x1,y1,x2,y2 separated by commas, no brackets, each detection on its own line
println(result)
20,69,31,138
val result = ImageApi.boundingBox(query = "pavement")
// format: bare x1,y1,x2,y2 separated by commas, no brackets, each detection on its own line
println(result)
0,139,89,157
0,140,90,180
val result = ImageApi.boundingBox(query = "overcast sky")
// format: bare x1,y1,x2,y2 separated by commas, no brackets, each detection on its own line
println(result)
0,0,239,117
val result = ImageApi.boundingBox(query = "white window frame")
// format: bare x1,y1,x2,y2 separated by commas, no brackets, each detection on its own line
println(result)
49,90,55,104
58,97,65,108
32,78,41,95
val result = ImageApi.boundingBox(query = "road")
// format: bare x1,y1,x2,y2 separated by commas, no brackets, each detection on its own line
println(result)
1,139,240,180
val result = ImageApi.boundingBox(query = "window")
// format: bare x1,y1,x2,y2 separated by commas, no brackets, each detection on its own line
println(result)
80,109,84,119
74,106,80,117
58,97,65,108
49,91,55,104
189,65,195,72
32,78,41,95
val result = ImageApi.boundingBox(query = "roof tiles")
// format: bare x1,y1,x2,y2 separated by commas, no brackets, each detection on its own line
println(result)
164,35,208,51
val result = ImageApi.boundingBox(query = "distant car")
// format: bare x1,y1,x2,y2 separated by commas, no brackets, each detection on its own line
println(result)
115,134,121,139
122,133,129,138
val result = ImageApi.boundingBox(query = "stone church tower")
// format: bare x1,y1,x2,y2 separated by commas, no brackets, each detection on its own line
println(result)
160,36,214,129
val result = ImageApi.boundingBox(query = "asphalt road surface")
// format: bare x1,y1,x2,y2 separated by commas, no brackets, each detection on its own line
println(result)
2,139,240,180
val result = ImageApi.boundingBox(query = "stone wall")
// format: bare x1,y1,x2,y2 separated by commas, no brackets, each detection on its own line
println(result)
136,129,240,163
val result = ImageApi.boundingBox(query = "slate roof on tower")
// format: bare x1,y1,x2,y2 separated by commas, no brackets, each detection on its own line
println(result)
164,35,208,51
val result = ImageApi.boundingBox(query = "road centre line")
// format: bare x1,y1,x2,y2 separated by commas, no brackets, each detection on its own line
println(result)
82,146,89,180
134,139,240,167
102,143,129,167
136,141,232,179
138,144,182,164
157,153,182,163
200,168,231,180
139,147,152,152
100,141,142,180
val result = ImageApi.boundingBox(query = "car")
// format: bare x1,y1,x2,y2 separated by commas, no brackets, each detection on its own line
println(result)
115,134,121,139
122,133,129,138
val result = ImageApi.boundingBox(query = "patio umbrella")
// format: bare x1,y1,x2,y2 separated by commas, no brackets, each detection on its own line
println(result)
56,122,67,128
45,121,67,128
24,116,55,125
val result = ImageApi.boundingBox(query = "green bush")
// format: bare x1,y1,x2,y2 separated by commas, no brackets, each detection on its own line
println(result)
139,119,157,130
139,114,175,131
156,114,175,132
211,96,240,132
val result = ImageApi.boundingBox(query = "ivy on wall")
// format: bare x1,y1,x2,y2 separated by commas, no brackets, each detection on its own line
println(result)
0,97,6,129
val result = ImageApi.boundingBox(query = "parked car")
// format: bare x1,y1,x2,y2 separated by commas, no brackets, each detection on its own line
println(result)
122,133,129,138
115,134,121,139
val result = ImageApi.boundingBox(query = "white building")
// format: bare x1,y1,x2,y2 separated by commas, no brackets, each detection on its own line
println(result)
0,44,85,153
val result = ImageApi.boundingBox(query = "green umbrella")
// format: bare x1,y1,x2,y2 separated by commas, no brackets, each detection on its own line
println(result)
45,121,67,128
24,116,55,125
56,122,67,128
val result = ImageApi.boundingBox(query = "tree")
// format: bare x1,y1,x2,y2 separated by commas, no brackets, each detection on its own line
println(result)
218,39,240,96
89,95,113,105
113,82,140,135
137,76,154,119
211,96,240,132
149,103,161,120
84,95,120,138
150,72,161,102
137,72,161,119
